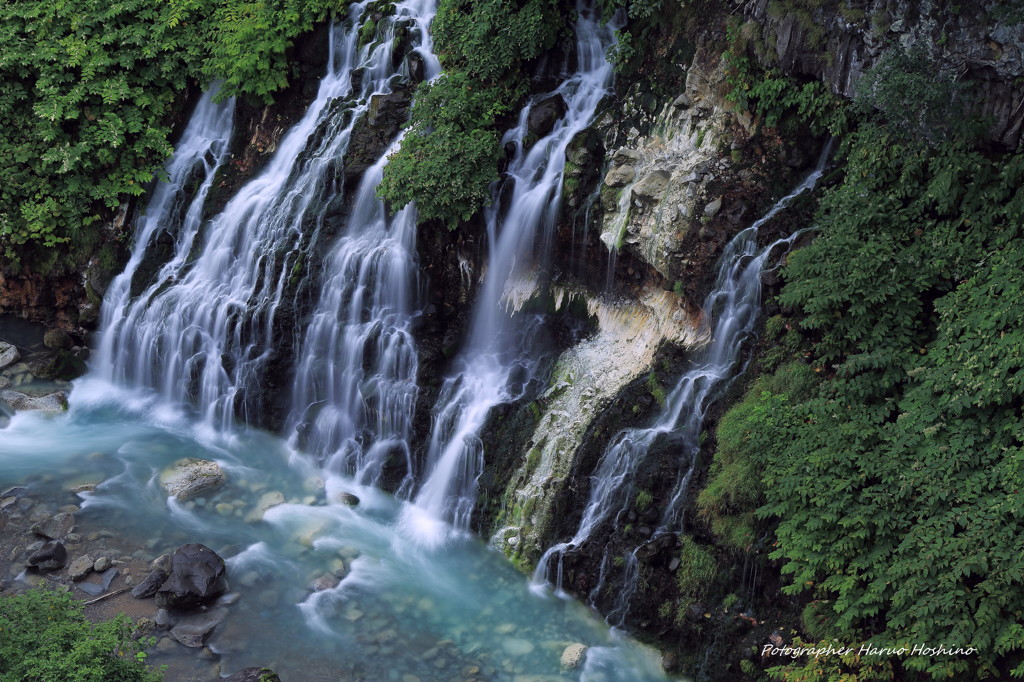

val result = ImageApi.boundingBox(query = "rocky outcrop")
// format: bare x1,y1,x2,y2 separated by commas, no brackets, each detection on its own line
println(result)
740,0,1024,147
491,280,704,559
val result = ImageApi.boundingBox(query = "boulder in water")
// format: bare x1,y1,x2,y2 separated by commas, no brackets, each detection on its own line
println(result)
214,668,281,682
154,544,228,610
43,329,74,350
336,492,359,507
561,643,587,669
1,390,68,415
28,349,88,381
27,541,67,572
160,458,226,501
0,342,19,370
528,94,568,140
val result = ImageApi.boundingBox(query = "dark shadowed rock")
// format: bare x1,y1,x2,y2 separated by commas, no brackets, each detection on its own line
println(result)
131,568,169,598
214,667,282,682
27,541,67,572
528,94,568,139
169,608,227,648
154,544,228,610
43,329,74,350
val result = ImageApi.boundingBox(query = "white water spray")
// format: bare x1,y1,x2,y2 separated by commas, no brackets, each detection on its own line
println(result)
403,3,619,545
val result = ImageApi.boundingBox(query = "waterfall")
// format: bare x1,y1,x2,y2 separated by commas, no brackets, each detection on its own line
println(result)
532,144,833,617
94,90,235,388
287,0,440,490
94,1,438,440
402,2,618,544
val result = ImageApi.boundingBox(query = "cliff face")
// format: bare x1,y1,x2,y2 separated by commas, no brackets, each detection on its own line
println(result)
741,0,1024,147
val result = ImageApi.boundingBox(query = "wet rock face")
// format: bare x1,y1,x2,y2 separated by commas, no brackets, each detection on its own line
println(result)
528,93,569,140
344,87,412,187
741,0,1024,147
154,543,228,610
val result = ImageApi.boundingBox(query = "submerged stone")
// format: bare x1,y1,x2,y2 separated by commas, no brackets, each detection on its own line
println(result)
159,458,226,501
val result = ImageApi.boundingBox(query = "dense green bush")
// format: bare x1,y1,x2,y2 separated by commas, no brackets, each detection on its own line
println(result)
721,123,1024,678
378,0,565,227
697,362,815,550
0,587,162,681
0,0,342,266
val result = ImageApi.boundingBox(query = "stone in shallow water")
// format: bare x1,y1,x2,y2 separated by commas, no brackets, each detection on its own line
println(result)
68,554,94,581
0,342,19,369
560,643,587,669
27,541,67,572
154,543,228,610
169,607,227,648
159,458,226,501
131,568,168,598
30,511,74,540
502,638,535,656
245,491,285,522
1,390,69,414
219,668,281,682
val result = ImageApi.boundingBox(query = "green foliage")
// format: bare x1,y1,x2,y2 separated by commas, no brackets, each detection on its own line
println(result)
800,600,845,641
676,536,717,602
853,45,970,144
0,587,162,681
723,23,848,137
634,488,653,510
746,122,1024,677
0,0,341,265
379,0,564,227
646,372,667,406
698,363,815,550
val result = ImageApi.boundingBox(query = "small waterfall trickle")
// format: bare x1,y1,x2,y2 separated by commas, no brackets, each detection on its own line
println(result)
403,2,619,544
533,144,833,620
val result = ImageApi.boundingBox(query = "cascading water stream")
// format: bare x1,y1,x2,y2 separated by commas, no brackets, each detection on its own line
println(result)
402,2,618,544
286,0,441,488
93,1,435,438
94,89,235,388
532,145,833,620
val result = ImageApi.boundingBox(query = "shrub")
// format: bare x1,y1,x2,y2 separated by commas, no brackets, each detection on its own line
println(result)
0,587,162,681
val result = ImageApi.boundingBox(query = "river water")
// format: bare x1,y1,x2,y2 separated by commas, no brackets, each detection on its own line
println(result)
0,380,670,681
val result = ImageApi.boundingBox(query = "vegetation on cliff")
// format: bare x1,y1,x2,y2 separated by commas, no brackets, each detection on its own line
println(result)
377,0,565,227
703,43,1024,679
0,0,342,268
